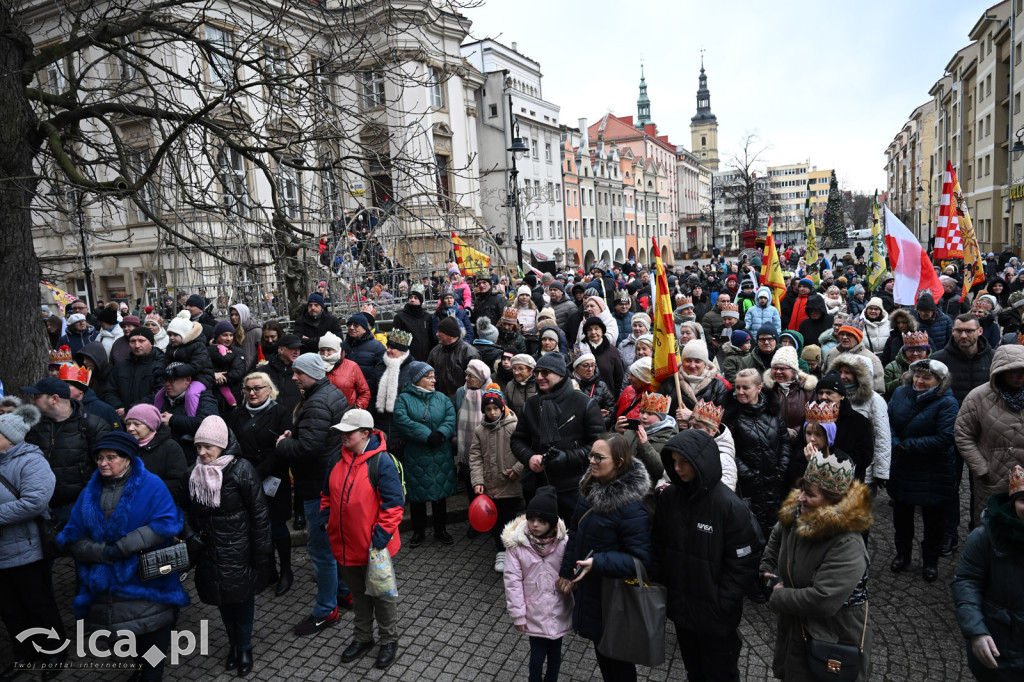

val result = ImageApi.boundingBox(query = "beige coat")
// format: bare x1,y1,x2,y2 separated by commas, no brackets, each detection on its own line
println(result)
955,344,1024,525
468,410,524,499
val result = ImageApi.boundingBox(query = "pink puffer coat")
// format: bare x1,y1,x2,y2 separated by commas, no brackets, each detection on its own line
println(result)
501,516,573,639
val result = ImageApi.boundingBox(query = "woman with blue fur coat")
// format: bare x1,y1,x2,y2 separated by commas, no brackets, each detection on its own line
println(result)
58,430,188,681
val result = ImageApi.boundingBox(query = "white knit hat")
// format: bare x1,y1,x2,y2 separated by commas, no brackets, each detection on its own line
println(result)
771,346,800,372
318,331,342,352
166,310,194,338
628,357,652,384
682,339,710,363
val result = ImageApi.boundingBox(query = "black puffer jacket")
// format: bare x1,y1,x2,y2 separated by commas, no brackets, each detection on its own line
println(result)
293,309,344,354
427,339,480,399
392,303,436,362
930,336,995,404
227,400,293,524
510,375,605,494
109,348,165,410
342,333,385,391
189,446,272,606
575,371,616,428
654,430,762,636
25,401,111,509
208,343,247,408
471,290,508,328
137,426,189,507
722,390,790,539
587,337,624,397
797,295,832,348
74,342,118,407
160,337,215,390
276,378,348,502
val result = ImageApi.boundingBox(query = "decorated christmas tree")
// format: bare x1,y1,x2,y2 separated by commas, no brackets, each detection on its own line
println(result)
822,170,848,248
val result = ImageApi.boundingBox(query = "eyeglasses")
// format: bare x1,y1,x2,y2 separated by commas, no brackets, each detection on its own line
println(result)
589,453,608,462
952,328,980,335
95,455,123,463
243,386,267,393
577,362,596,370
758,337,776,344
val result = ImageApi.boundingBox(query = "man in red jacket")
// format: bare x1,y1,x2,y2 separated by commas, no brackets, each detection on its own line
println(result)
322,409,404,670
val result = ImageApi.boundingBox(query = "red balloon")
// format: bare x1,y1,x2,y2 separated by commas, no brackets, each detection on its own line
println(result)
468,494,498,532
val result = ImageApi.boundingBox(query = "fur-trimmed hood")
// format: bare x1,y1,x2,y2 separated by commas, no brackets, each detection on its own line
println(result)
500,514,568,549
777,480,873,541
579,459,650,513
888,307,918,332
829,352,874,404
763,369,817,392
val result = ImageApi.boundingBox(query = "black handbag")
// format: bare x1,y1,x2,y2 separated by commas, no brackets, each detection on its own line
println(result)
138,541,190,581
597,556,667,667
0,472,63,560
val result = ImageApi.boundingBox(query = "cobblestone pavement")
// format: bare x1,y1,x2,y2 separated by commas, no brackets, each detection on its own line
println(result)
2,483,972,681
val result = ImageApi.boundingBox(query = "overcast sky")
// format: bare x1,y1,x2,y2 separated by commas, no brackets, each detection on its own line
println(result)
461,0,986,194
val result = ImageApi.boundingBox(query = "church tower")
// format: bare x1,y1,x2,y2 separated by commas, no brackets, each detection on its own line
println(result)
690,57,719,171
636,64,652,129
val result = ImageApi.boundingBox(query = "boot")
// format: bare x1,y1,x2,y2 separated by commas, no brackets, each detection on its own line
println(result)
922,543,939,583
275,538,293,597
890,545,911,573
237,648,253,676
225,645,238,670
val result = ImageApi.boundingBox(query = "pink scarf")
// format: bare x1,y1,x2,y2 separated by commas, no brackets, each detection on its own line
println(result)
189,454,233,508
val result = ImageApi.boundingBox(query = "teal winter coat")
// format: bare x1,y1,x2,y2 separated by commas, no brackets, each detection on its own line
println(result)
393,384,457,504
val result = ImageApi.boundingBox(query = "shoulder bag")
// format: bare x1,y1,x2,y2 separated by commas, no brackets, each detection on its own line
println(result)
138,540,190,581
597,555,667,667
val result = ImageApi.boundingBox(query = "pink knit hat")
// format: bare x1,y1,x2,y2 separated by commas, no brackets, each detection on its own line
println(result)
125,404,161,433
194,415,229,449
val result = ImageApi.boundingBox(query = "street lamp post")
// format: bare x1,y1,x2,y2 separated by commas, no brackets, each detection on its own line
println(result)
925,156,936,252
75,191,96,311
506,93,529,274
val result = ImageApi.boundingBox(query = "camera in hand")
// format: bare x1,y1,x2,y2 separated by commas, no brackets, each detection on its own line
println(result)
624,418,641,431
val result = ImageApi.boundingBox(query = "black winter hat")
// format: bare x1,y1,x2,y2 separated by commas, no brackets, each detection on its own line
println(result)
525,485,559,526
185,294,206,310
128,326,155,344
535,353,567,377
915,291,937,311
480,389,505,412
816,371,847,398
97,306,118,325
583,316,606,335
437,316,461,338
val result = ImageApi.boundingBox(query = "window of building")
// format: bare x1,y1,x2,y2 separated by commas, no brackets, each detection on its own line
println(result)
126,148,154,223
545,143,552,162
429,67,446,109
360,70,386,109
526,220,533,239
206,26,234,88
44,57,68,94
311,57,333,106
531,139,538,159
218,147,247,213
321,172,341,219
280,165,302,219
488,103,498,118
549,221,555,238
264,43,288,101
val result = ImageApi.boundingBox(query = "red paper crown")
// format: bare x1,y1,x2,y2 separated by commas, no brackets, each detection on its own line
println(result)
902,331,930,348
59,363,91,386
49,345,72,366
692,399,724,430
804,400,840,425
1011,465,1024,498
638,392,671,415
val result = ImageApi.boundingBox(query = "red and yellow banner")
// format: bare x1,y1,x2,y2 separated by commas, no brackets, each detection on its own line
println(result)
451,232,490,277
651,237,678,391
759,218,786,311
43,281,77,314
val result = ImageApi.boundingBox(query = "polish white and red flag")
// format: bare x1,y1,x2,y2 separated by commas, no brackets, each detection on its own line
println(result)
883,204,943,306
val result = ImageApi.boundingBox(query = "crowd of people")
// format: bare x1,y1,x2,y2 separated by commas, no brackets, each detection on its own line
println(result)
3,249,1024,681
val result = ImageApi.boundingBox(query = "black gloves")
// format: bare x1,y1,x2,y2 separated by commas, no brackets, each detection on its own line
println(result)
426,431,445,447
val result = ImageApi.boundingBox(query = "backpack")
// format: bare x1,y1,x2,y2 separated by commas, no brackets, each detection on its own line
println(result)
367,451,406,500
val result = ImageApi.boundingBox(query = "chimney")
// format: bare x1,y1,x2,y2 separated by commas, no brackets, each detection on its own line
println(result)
511,42,518,52
578,118,588,148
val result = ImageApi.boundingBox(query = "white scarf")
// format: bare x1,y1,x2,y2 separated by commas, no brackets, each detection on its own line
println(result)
189,454,234,508
321,350,341,371
376,350,410,414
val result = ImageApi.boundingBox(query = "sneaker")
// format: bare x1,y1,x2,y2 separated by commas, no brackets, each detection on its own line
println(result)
940,536,958,557
494,551,505,573
293,606,340,636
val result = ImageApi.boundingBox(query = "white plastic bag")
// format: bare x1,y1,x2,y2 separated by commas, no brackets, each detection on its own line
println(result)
366,547,398,598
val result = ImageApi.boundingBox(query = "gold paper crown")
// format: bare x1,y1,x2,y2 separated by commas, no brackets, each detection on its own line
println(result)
1011,465,1024,498
840,317,865,332
501,307,519,324
677,296,693,307
386,329,412,347
804,400,840,425
804,451,854,495
719,302,739,313
59,363,91,386
638,392,671,415
49,346,72,366
902,331,930,348
692,399,724,430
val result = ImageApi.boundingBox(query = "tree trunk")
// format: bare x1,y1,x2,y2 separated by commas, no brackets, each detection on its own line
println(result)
0,7,50,391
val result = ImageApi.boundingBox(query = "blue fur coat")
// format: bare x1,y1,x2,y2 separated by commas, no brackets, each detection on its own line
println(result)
58,457,189,619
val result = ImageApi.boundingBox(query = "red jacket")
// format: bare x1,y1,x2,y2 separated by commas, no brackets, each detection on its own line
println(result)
327,358,371,409
615,385,647,420
321,431,403,566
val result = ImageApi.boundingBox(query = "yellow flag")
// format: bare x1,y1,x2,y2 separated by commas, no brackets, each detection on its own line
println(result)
866,191,888,291
759,219,786,311
450,232,490,277
803,182,819,287
43,281,78,314
651,237,678,392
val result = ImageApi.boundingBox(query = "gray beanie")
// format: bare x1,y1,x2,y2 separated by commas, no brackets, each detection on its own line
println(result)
0,405,41,446
292,352,326,380
476,316,499,344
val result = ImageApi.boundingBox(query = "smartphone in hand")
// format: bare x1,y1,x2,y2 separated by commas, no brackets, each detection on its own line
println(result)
573,550,595,579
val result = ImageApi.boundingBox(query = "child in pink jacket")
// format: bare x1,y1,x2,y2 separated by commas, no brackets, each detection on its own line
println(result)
501,486,573,682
